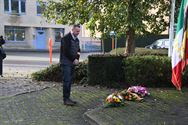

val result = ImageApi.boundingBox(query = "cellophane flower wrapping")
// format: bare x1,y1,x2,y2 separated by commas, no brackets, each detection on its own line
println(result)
104,86,149,108
127,86,150,97
105,92,125,107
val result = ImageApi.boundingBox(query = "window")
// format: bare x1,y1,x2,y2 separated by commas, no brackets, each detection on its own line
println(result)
21,1,26,13
11,0,19,13
4,0,26,14
4,0,9,11
5,26,25,41
36,2,46,15
55,29,64,42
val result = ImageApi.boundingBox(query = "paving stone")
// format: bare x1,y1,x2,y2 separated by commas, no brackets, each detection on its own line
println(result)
84,88,188,125
0,81,111,125
0,77,54,97
2,76,187,125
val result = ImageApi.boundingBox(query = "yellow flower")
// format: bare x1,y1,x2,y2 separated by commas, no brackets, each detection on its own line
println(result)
112,96,121,102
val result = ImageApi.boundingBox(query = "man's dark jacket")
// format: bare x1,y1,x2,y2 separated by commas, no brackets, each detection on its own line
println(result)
60,32,80,65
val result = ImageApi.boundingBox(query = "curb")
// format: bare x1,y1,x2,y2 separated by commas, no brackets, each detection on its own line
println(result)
4,49,60,53
83,111,99,125
4,48,102,53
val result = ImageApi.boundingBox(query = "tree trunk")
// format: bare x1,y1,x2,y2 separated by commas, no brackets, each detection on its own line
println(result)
125,27,135,54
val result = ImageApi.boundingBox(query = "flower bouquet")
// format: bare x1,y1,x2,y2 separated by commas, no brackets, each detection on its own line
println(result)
127,86,150,97
120,90,143,101
104,86,149,108
105,92,125,107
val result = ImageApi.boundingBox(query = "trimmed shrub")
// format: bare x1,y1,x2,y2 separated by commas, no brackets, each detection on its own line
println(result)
123,56,188,88
32,53,188,88
182,66,188,85
32,63,62,82
123,56,172,87
88,54,126,87
110,47,168,56
31,61,88,83
74,61,88,83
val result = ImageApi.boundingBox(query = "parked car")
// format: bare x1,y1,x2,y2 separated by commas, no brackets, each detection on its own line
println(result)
145,39,169,49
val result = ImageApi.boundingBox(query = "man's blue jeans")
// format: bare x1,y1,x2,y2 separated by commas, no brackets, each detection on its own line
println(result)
62,64,75,101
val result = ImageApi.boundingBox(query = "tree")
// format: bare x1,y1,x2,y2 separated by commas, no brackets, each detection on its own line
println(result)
174,0,182,23
41,0,170,54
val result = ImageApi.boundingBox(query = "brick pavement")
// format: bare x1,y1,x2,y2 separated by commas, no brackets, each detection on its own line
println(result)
1,77,188,125
0,78,53,97
85,88,188,125
0,77,112,125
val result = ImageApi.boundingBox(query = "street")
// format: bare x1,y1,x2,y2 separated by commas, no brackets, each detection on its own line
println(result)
3,51,99,77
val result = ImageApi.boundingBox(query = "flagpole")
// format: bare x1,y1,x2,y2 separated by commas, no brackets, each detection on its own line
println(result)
168,0,176,57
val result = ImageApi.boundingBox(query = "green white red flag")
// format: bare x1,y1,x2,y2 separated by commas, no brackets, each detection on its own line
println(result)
171,0,188,90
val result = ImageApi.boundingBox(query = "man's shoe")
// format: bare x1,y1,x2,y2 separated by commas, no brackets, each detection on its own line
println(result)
64,99,75,106
69,99,77,104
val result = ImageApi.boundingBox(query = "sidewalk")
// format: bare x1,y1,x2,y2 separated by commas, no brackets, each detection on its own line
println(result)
85,88,188,125
4,48,60,53
0,77,188,125
0,77,113,125
4,47,102,53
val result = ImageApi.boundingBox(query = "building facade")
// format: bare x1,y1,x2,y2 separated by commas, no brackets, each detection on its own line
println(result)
0,0,101,51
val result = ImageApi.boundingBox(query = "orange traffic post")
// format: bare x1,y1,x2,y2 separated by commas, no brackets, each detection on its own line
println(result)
112,36,114,50
48,38,53,64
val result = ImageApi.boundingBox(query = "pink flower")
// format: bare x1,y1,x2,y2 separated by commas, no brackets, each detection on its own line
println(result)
127,86,149,97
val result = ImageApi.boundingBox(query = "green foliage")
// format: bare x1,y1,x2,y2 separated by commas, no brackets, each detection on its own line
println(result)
182,66,188,84
32,54,188,89
123,56,172,87
88,54,126,88
88,55,188,88
31,61,88,83
175,0,182,23
110,47,168,56
74,61,88,83
32,63,62,82
41,0,170,37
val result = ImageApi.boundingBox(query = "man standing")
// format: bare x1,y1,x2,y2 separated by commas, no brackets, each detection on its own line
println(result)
60,25,81,106
0,36,5,77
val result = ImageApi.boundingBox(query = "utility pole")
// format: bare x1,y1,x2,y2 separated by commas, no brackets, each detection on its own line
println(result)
168,0,176,57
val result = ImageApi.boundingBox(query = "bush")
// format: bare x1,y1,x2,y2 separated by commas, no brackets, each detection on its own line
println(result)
87,55,176,88
110,47,168,56
32,53,188,89
31,61,88,83
182,66,188,85
32,63,62,82
123,56,188,88
74,61,88,83
88,54,126,87
123,56,172,87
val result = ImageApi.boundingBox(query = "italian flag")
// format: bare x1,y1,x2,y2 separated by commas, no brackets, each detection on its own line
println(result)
172,0,188,91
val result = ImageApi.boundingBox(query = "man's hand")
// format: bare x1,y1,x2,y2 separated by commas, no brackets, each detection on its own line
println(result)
73,59,79,65
77,52,80,59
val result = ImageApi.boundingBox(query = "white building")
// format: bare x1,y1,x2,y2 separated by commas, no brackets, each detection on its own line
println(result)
0,0,101,51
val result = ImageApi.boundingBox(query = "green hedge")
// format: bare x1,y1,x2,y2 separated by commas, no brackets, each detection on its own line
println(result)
183,66,188,84
32,53,188,88
123,56,188,87
87,55,188,88
74,61,88,83
88,54,126,87
123,56,172,87
110,47,168,56
31,61,88,83
32,63,62,82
